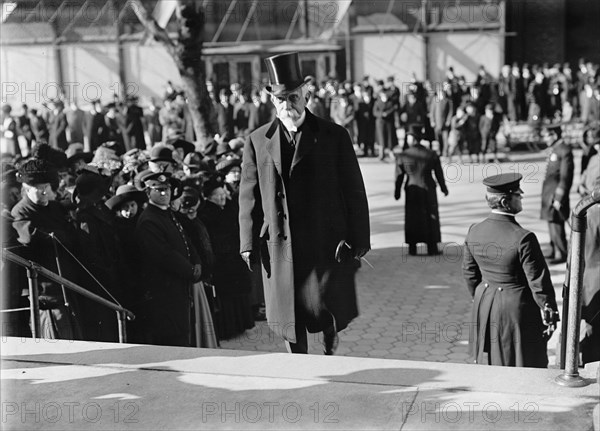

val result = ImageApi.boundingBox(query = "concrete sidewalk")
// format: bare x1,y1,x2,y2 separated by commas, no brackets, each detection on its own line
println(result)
222,153,582,366
1,338,598,430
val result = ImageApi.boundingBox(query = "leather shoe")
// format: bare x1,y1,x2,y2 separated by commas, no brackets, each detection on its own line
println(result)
323,330,339,355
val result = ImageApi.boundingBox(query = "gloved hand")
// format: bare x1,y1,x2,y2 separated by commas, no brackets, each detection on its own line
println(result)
241,251,253,272
541,303,559,339
192,264,203,282
394,188,401,201
353,247,369,260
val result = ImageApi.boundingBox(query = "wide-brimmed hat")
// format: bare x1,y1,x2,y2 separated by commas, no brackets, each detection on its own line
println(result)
106,184,147,210
72,168,112,205
66,143,93,165
264,52,306,96
183,151,212,172
168,138,196,156
216,157,242,174
202,174,226,198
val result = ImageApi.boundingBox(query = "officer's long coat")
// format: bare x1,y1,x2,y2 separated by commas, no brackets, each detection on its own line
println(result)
239,110,370,342
463,212,558,368
395,143,448,246
540,139,574,222
135,204,200,346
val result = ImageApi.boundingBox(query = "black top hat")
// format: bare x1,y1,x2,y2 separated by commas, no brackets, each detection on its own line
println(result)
264,52,306,96
106,184,147,210
483,173,523,194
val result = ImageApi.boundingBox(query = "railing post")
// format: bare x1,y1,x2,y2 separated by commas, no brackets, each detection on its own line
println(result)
117,311,127,343
26,268,41,339
556,214,588,386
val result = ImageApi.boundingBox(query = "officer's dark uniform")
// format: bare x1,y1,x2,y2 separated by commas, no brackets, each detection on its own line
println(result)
463,173,558,368
540,129,574,263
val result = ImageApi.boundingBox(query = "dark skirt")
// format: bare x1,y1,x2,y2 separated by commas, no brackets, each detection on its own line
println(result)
213,252,254,340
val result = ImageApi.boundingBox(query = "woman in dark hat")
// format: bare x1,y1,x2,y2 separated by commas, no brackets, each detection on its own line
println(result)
105,184,147,341
72,167,126,341
11,158,83,340
176,186,218,347
216,156,242,199
199,175,254,340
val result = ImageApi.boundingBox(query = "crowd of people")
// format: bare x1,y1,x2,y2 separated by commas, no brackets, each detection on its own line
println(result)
0,80,279,345
1,57,599,355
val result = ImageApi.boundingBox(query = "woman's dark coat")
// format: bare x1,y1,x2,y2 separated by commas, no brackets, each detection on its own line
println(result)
395,143,448,245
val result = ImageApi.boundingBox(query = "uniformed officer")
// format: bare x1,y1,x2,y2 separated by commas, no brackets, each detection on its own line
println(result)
135,171,202,346
463,173,559,368
540,124,574,264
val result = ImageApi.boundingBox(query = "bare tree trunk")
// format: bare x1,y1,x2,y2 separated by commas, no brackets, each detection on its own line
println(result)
130,0,214,149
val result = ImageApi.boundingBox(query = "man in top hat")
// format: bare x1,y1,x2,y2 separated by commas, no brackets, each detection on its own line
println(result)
463,173,559,368
238,52,370,355
540,124,574,264
135,170,202,346
394,125,448,256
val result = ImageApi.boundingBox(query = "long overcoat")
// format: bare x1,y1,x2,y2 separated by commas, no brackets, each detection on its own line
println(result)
540,140,574,222
239,110,370,342
135,204,200,346
395,143,448,245
463,213,558,368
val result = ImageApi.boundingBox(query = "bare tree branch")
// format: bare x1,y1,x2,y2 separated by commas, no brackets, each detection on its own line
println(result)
129,0,177,58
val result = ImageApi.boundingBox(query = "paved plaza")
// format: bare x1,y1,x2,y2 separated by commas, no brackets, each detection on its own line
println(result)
222,151,582,364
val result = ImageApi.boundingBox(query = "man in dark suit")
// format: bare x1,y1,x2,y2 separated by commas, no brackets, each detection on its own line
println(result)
429,84,453,158
394,127,448,256
239,52,370,355
216,88,235,143
135,171,203,347
48,100,68,151
540,125,574,264
463,173,559,368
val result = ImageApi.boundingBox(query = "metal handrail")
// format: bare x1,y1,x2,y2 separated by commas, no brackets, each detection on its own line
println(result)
1,248,135,343
556,188,600,387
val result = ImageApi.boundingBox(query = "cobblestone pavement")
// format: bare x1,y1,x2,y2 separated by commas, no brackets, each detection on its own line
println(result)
222,151,582,366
